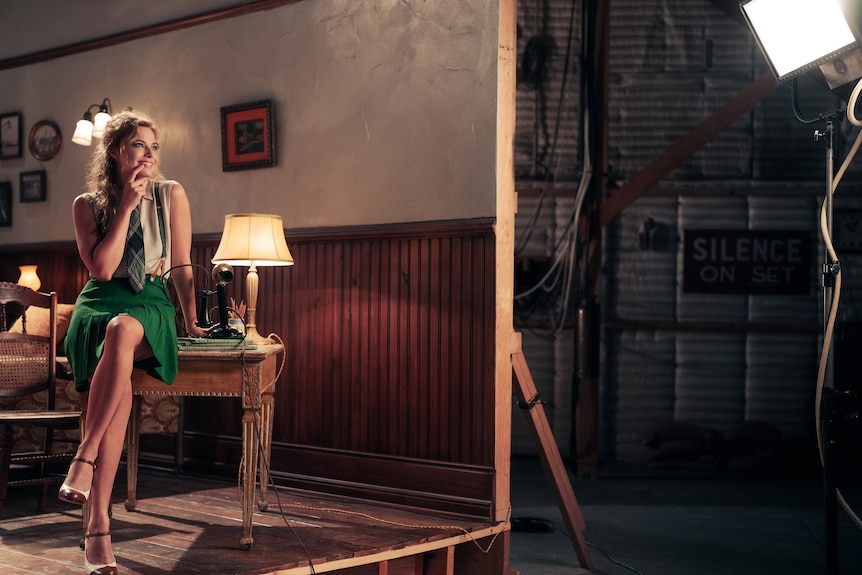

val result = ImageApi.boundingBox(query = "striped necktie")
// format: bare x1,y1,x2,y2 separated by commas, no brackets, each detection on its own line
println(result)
126,204,145,293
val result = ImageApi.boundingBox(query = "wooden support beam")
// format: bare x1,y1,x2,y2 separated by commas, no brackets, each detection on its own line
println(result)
599,71,779,227
511,334,593,570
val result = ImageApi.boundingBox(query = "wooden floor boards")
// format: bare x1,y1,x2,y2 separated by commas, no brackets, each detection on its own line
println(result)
0,469,506,574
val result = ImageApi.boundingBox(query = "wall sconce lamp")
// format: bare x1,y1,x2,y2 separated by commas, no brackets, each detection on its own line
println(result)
16,265,41,292
71,98,112,146
211,214,294,344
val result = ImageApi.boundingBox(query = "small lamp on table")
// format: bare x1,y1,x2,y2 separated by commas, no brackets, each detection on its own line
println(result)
211,214,294,345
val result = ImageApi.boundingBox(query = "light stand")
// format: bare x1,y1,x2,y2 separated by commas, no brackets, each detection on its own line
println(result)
793,81,850,575
741,2,862,573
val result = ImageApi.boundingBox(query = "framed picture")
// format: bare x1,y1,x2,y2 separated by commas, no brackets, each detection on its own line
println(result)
0,112,23,160
0,182,11,227
221,99,276,171
29,120,62,161
20,170,46,203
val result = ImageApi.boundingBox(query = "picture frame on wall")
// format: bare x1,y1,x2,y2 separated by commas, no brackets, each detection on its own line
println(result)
20,170,46,203
220,99,276,171
0,182,11,226
0,112,23,160
29,120,62,161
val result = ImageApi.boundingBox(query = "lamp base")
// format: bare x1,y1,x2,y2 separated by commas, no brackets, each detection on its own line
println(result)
243,325,274,345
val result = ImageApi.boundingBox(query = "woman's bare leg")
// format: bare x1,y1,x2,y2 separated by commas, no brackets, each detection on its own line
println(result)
61,315,150,566
84,387,132,566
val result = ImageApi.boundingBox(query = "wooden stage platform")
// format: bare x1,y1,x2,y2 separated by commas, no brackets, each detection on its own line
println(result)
0,469,510,574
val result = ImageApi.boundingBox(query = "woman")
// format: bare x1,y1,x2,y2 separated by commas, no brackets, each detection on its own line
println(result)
58,110,208,575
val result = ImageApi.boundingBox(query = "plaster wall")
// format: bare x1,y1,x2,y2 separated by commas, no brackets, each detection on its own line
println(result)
0,0,499,244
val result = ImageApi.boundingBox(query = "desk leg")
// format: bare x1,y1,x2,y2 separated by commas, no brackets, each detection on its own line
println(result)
125,395,142,512
240,405,259,551
258,392,274,512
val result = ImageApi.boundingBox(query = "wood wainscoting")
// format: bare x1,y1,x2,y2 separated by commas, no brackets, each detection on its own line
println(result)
0,218,500,521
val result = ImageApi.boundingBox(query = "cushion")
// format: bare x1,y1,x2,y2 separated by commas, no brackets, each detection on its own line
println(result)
642,420,718,448
9,303,74,341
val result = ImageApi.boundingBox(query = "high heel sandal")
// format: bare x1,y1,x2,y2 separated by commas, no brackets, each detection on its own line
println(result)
58,457,96,505
84,532,118,575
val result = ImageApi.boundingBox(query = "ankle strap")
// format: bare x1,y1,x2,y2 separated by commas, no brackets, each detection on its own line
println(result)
84,532,110,539
72,457,97,470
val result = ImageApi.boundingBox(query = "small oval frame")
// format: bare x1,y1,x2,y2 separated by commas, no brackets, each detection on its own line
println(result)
28,120,62,161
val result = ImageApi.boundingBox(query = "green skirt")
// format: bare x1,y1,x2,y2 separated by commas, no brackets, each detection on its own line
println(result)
64,277,178,392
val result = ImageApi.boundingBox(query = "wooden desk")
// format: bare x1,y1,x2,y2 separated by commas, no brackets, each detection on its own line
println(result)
126,345,282,550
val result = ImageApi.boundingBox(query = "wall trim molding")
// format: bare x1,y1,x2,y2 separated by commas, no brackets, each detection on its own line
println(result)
0,0,305,71
0,218,496,253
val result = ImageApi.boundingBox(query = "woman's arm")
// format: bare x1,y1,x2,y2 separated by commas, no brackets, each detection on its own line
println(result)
168,182,208,337
72,194,130,281
74,165,148,280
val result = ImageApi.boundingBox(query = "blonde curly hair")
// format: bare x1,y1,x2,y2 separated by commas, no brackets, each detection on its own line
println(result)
85,109,165,229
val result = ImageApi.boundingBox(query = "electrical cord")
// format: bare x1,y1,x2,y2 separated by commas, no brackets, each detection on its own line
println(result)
515,113,592,336
514,0,579,257
232,334,506,574
514,0,596,337
512,516,646,574
812,86,862,533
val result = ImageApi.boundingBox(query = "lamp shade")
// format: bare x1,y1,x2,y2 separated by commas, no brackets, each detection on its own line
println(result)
71,119,93,146
212,214,294,266
17,265,41,291
92,111,111,138
741,0,859,82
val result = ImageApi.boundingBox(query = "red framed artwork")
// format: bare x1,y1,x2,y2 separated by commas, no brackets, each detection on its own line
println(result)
220,100,276,172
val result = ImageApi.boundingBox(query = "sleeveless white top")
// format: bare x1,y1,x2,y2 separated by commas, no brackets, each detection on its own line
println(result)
110,179,174,279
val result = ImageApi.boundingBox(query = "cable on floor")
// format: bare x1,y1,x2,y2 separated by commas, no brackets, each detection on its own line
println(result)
512,516,647,575
237,334,508,574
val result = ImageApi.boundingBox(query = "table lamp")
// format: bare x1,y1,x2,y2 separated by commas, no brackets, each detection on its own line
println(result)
17,265,41,291
212,214,293,344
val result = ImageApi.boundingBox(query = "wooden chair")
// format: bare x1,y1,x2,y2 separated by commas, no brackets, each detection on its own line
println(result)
0,281,82,516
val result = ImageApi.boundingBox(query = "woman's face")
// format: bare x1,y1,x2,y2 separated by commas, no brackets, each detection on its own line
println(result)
111,126,159,183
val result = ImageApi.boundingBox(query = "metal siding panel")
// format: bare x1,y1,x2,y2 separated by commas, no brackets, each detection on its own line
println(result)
608,0,755,182
554,329,575,457
611,330,677,463
833,194,862,314
752,74,851,181
515,0,583,181
515,195,557,258
747,197,820,322
675,333,747,428
515,0,862,466
608,197,678,320
745,333,817,439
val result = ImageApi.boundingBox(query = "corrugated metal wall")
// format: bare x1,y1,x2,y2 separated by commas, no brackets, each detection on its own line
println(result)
513,0,862,465
606,194,822,461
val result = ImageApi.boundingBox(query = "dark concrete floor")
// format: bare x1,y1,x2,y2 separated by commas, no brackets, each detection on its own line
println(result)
508,457,862,575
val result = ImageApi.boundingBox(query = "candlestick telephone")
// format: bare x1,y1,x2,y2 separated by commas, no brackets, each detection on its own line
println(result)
196,263,243,339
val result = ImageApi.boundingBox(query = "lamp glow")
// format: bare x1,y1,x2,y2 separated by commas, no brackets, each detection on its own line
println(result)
71,119,93,146
212,214,294,344
92,111,111,139
17,265,41,292
741,0,859,82
72,98,112,146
